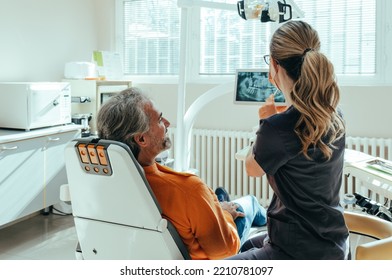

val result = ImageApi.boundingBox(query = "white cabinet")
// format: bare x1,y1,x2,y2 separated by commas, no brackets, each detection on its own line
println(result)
0,125,81,227
63,80,132,134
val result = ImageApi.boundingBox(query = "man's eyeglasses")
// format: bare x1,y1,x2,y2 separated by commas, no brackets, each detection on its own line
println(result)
263,55,270,65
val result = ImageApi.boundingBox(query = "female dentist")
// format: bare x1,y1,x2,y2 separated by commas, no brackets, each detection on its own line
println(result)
228,20,350,260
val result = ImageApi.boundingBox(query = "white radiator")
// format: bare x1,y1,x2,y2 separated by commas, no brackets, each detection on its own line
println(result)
346,137,392,160
168,128,392,208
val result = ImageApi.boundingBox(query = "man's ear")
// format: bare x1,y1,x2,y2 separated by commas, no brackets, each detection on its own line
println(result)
133,133,148,147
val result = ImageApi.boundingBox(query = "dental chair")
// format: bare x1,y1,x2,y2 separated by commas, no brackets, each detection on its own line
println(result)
64,138,191,260
344,211,392,260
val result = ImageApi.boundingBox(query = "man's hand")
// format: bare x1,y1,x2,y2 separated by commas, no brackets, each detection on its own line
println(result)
220,201,245,220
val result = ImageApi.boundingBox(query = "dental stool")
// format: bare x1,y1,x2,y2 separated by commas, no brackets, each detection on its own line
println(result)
63,138,191,260
344,211,392,260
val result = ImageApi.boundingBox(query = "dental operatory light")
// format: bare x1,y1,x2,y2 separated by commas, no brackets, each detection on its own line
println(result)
237,0,303,23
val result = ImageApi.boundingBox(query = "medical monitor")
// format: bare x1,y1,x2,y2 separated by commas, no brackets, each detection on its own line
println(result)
234,69,286,105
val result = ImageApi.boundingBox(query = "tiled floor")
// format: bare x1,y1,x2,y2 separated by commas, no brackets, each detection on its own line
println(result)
0,212,78,260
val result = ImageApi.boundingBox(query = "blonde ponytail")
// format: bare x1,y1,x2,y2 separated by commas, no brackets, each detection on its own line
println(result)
292,51,345,159
270,21,345,160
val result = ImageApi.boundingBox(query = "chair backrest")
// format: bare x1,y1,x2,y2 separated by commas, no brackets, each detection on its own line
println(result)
64,137,190,259
344,211,392,260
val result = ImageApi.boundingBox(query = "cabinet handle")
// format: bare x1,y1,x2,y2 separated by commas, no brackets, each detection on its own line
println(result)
0,146,18,151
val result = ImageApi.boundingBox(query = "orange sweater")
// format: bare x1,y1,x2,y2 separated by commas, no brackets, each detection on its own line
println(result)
143,163,240,260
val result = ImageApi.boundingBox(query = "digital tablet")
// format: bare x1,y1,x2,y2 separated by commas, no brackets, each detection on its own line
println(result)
233,69,287,105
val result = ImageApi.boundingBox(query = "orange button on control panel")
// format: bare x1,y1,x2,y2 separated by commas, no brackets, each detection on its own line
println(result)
77,144,90,164
96,145,108,166
87,144,99,165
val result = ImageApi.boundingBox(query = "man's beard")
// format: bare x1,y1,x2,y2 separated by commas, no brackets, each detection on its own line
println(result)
162,136,172,150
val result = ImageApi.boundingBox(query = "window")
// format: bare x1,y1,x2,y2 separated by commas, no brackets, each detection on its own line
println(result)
296,0,376,75
119,0,180,75
199,3,272,74
116,0,390,84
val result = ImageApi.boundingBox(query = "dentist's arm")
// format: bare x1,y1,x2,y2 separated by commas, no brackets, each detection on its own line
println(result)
259,94,278,119
245,143,265,177
246,95,278,177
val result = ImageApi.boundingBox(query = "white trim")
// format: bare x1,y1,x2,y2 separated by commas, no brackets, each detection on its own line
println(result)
115,0,124,68
187,7,201,82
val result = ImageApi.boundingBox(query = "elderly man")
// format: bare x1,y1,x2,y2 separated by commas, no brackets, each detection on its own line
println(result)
96,87,266,260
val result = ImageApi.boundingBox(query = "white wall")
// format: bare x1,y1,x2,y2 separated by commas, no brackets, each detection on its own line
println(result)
0,0,102,82
0,0,390,139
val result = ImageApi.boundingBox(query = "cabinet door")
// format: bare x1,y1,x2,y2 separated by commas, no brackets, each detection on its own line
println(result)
43,130,81,208
0,129,81,227
0,137,45,226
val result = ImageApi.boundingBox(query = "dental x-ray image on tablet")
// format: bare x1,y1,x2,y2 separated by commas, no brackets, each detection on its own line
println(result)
234,69,287,105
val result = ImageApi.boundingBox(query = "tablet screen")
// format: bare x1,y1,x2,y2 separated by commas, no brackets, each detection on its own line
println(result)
233,69,286,105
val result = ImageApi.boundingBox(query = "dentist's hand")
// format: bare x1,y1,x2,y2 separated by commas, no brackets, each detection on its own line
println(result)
259,94,278,119
259,94,288,119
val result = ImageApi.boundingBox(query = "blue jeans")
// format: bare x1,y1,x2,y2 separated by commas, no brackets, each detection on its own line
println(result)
232,195,267,245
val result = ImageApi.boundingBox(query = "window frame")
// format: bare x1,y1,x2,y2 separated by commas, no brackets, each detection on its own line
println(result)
115,0,392,86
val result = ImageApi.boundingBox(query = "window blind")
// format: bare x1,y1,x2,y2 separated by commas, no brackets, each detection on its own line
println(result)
122,0,180,75
200,0,376,75
120,0,376,76
295,0,376,75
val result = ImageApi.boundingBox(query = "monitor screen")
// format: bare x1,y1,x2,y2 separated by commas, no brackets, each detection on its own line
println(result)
233,69,286,105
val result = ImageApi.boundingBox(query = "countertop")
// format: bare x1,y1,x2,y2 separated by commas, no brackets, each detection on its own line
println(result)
0,124,83,144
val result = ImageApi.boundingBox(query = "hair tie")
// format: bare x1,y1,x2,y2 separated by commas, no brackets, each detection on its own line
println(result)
303,48,313,55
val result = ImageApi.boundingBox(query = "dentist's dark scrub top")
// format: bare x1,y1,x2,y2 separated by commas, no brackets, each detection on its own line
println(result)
253,106,349,260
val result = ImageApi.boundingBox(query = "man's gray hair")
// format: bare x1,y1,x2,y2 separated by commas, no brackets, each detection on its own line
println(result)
97,87,151,157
